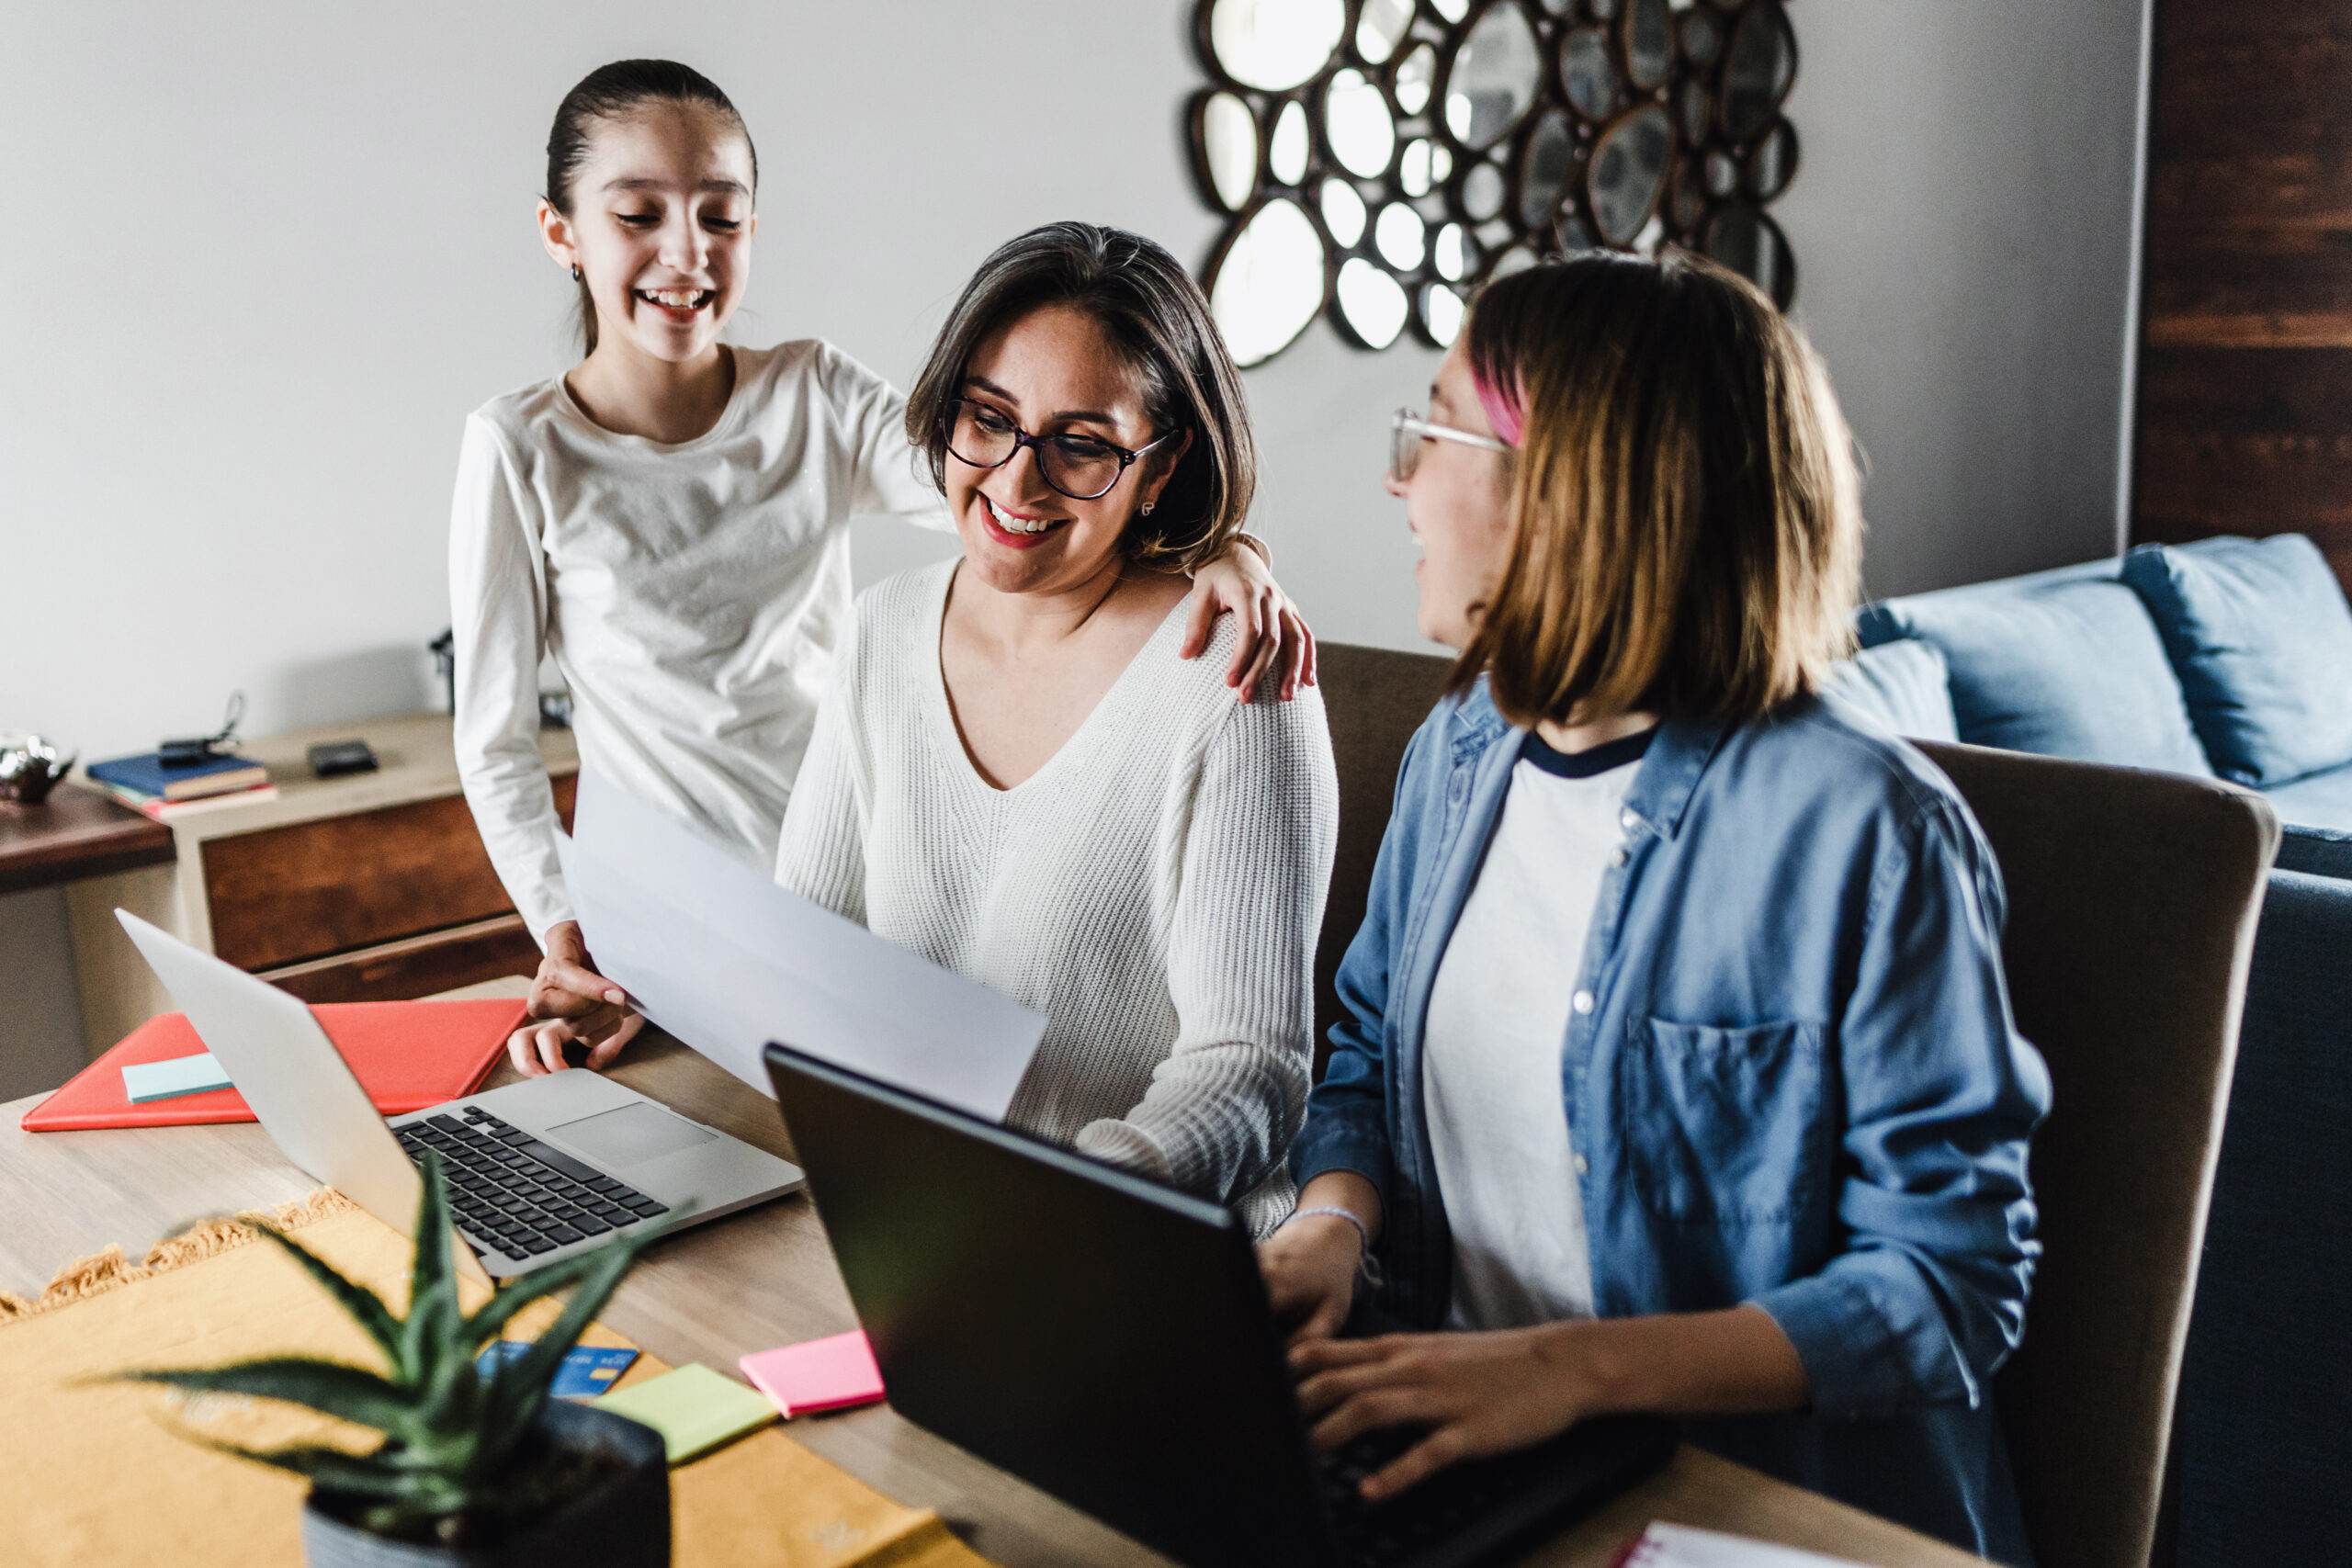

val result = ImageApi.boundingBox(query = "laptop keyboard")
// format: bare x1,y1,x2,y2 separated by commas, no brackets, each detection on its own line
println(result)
1318,1428,1554,1566
394,1105,669,1260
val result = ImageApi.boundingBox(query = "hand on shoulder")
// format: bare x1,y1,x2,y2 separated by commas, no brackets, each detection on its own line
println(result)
1180,536,1317,702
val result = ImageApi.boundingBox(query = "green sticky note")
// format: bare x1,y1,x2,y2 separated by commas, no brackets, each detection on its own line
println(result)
590,1362,776,1464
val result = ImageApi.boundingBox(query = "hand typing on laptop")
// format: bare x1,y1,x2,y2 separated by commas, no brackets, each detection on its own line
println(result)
1264,1171,1809,1507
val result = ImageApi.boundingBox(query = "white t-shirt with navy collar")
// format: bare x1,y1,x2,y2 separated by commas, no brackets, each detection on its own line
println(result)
1422,725,1655,1331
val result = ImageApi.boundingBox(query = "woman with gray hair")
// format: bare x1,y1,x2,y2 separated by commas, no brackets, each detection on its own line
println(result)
775,222,1339,1235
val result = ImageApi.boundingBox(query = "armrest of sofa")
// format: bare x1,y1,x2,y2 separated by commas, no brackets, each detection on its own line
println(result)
2276,824,2352,883
2174,867,2352,1563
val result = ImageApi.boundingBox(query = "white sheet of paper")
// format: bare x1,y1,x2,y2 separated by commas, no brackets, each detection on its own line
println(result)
559,771,1046,1121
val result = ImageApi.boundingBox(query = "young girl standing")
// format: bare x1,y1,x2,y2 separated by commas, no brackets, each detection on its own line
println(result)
452,61,1310,1075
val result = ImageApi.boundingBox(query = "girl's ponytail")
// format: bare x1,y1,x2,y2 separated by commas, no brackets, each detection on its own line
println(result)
544,59,757,353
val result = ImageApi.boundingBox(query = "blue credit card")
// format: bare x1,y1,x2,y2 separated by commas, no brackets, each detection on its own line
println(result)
476,1341,641,1399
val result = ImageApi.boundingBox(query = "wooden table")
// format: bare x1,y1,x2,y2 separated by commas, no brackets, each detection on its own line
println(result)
0,785,174,897
0,978,1985,1568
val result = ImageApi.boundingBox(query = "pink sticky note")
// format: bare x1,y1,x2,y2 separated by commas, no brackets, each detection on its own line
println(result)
739,1330,886,1417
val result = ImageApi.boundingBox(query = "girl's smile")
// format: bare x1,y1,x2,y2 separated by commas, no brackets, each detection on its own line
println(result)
635,286,717,321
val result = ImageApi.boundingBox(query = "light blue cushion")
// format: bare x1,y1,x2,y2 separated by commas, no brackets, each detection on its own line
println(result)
2121,536,2352,786
1858,577,2212,775
1823,640,1960,742
2263,764,2352,837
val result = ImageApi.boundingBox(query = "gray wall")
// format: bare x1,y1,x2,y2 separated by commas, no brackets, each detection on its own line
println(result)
1774,0,2153,600
0,0,2150,1075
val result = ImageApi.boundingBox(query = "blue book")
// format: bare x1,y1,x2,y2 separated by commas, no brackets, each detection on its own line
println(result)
87,750,269,802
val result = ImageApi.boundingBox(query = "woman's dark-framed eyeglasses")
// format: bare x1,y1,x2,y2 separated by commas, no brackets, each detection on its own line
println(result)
1389,407,1510,483
942,399,1183,502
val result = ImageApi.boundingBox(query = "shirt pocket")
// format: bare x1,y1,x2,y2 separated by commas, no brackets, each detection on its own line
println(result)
1622,1017,1827,1224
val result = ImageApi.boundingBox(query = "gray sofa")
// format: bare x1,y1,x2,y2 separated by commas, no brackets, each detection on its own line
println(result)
1827,536,2352,1567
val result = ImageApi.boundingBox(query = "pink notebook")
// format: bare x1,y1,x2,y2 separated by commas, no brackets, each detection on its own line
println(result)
739,1330,886,1417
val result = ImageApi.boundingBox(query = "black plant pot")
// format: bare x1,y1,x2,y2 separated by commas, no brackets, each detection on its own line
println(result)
299,1401,669,1568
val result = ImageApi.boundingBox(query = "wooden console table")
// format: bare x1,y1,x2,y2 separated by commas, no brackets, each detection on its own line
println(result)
0,785,175,896
62,714,574,1056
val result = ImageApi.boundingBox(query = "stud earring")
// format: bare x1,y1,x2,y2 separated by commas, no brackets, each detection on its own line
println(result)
571,264,582,281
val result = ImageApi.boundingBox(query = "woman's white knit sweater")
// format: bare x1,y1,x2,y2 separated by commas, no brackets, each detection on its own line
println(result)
775,560,1338,1235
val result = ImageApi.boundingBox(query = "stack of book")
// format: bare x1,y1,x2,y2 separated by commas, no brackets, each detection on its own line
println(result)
85,751,277,821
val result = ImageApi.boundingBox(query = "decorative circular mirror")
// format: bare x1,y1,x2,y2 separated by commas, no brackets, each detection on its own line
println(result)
1432,221,1478,283
1679,6,1724,67
1320,176,1368,246
1458,158,1509,221
1622,0,1672,92
1420,285,1458,352
1374,202,1428,270
1335,257,1410,349
1193,92,1261,212
1269,98,1311,184
1401,138,1454,199
1587,105,1671,248
1354,0,1414,65
1205,197,1329,367
1516,109,1577,230
1203,0,1347,92
1391,40,1438,115
1744,119,1799,201
1442,3,1543,152
1677,77,1711,145
1721,2,1797,141
1324,67,1396,178
1702,205,1795,310
1189,0,1801,361
1703,147,1739,197
1558,27,1616,121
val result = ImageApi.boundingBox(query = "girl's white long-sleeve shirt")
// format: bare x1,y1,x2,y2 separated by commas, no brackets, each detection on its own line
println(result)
775,561,1340,1235
449,341,952,942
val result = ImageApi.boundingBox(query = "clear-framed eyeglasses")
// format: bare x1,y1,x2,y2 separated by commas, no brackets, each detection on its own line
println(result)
1389,407,1510,484
942,398,1183,502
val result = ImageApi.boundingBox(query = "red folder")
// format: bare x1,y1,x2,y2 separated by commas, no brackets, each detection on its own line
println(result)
19,998,526,1133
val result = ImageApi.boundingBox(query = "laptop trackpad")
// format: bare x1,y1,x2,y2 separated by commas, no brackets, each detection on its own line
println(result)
547,1102,716,1168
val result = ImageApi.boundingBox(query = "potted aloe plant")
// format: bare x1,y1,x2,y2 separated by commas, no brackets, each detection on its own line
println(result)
116,1153,673,1567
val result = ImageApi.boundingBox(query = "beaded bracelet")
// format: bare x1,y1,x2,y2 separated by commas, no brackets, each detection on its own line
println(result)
1281,1205,1384,1287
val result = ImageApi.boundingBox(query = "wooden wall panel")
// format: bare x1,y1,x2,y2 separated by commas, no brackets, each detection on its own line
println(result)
2132,0,2352,591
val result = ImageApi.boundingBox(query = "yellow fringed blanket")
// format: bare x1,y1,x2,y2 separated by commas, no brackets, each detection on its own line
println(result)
0,1194,991,1568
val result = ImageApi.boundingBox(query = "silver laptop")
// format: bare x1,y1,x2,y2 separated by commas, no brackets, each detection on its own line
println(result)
116,910,803,1277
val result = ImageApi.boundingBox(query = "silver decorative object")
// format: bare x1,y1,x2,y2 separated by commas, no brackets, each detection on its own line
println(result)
0,733,76,807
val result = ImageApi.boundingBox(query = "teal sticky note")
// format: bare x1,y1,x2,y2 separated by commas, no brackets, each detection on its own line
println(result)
122,1052,233,1103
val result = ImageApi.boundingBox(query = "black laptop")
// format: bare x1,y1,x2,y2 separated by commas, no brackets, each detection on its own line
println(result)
763,1043,1676,1568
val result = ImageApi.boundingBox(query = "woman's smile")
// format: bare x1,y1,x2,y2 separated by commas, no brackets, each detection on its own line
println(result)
980,494,1069,547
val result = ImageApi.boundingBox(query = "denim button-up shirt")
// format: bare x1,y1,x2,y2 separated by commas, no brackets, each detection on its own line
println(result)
1292,683,2051,1562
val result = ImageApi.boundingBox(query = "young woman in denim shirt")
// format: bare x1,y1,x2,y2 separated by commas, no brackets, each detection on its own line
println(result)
1259,254,2051,1562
